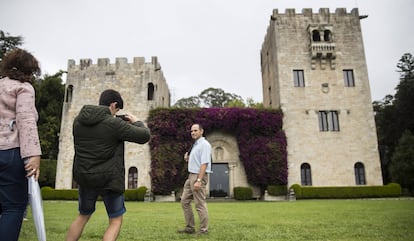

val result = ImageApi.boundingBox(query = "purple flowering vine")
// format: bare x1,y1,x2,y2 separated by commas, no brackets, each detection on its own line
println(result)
148,107,287,194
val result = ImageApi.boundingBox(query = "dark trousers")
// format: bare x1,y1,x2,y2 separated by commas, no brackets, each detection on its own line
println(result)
0,148,28,241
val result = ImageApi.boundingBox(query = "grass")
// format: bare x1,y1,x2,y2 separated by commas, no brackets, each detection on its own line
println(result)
19,199,414,241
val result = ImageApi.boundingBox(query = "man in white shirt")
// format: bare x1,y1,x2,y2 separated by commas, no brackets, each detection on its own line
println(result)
178,123,212,235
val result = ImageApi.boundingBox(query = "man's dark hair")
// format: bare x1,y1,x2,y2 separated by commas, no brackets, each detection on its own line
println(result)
193,123,204,131
99,89,124,109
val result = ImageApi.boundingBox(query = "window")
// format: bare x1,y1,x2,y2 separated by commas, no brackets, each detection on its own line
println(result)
324,30,332,42
301,163,312,186
147,83,155,100
128,167,138,189
318,111,340,131
354,162,366,185
312,30,321,41
343,70,355,87
65,85,73,102
293,70,305,87
268,86,272,105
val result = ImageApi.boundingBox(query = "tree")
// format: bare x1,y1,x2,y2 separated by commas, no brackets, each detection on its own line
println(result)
374,53,414,184
394,53,414,136
173,87,247,108
389,130,414,194
396,53,414,79
198,87,243,107
0,30,23,61
35,71,65,159
225,99,245,107
246,97,264,108
173,96,201,108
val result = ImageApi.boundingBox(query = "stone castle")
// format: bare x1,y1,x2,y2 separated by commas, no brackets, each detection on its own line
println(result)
55,8,383,195
55,57,170,189
261,8,382,186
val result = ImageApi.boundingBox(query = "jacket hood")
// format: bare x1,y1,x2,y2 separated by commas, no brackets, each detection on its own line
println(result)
77,105,111,126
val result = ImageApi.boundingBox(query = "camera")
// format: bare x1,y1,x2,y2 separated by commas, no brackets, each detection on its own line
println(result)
116,114,129,121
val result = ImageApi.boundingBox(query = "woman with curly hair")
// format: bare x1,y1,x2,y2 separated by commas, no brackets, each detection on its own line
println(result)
0,48,42,241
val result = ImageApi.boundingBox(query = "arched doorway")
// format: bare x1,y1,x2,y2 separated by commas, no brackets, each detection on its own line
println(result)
206,131,251,198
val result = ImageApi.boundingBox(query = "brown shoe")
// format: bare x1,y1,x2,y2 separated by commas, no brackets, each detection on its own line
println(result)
177,227,195,234
196,230,208,235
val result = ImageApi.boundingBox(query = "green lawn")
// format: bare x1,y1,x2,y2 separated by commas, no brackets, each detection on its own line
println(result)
20,199,414,241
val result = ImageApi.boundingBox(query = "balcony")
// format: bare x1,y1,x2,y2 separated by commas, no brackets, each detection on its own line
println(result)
310,42,336,59
310,42,336,70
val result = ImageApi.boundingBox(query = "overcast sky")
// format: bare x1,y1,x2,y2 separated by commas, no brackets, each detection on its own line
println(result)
2,0,413,104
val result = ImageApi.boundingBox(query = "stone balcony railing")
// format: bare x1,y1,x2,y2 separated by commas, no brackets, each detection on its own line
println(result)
310,42,336,59
310,42,336,69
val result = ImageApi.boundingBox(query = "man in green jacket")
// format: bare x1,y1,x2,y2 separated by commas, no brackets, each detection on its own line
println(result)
66,89,150,241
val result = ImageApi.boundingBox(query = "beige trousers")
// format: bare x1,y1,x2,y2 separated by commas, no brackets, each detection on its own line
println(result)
180,173,209,232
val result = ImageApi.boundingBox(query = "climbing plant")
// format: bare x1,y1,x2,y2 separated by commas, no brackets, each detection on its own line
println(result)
147,107,287,194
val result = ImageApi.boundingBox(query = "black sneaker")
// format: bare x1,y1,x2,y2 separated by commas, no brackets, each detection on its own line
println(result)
177,227,195,234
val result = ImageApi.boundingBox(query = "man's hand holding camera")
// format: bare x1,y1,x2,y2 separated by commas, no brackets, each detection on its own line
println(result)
116,113,138,123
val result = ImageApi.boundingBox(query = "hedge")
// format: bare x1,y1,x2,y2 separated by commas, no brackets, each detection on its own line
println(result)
41,187,78,200
233,187,253,200
124,186,148,201
267,185,288,196
41,186,148,201
289,183,402,199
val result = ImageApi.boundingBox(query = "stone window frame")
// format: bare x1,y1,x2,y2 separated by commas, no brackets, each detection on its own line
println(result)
147,82,155,101
128,166,138,189
309,24,334,43
354,162,366,185
343,69,355,87
293,69,305,87
301,163,312,186
318,110,340,132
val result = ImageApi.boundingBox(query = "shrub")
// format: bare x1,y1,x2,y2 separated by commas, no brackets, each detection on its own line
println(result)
233,187,253,200
289,183,402,199
267,185,287,196
290,184,302,198
41,187,78,200
39,159,57,188
137,186,148,201
41,186,149,201
125,186,148,201
124,189,136,201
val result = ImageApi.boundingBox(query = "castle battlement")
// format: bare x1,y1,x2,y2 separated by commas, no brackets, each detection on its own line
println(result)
67,56,161,71
271,8,359,18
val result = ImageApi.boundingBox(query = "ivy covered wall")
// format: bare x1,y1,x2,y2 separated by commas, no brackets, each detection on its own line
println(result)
147,108,287,194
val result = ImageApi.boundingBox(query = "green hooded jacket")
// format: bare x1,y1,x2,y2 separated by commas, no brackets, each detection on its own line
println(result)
72,105,150,193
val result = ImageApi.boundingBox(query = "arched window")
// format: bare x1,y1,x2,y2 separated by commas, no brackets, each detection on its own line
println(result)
214,147,224,161
324,30,332,42
128,167,138,189
147,83,154,101
354,162,366,185
312,30,321,42
301,163,312,186
268,86,272,105
65,85,73,102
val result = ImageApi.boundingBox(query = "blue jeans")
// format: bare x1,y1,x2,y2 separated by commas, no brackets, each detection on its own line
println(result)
0,148,28,241
78,186,126,218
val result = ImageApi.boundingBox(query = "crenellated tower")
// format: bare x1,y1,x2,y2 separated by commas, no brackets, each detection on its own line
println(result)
55,56,170,189
261,8,382,187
